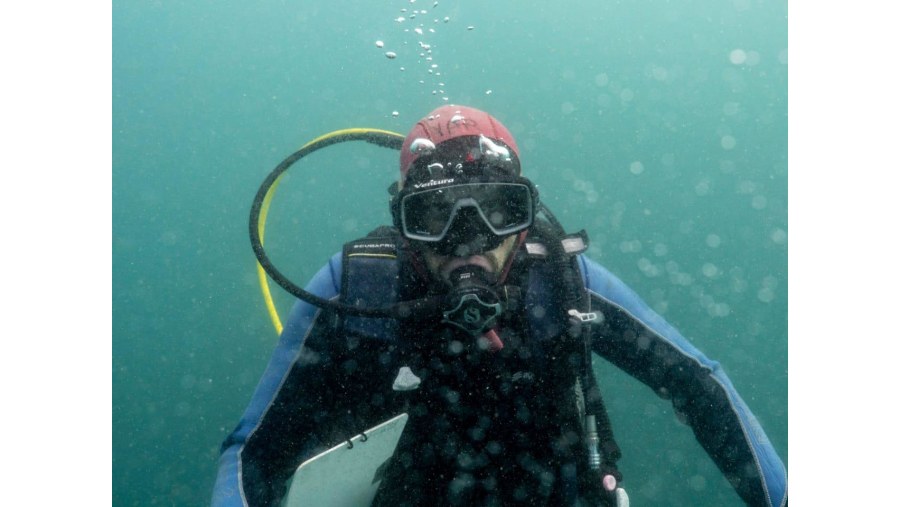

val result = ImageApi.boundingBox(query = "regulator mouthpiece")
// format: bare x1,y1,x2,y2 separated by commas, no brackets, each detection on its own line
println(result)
442,265,503,335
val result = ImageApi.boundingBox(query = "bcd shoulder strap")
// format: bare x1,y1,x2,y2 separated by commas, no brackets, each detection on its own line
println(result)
339,227,402,340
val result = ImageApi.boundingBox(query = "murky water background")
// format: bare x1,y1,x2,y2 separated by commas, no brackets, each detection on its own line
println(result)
113,0,787,504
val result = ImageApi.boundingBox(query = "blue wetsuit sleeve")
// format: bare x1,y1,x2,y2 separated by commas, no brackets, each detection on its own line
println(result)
578,255,787,507
211,253,342,507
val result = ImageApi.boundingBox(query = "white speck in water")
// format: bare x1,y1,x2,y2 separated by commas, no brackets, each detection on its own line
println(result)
392,111,400,117
689,475,708,491
745,50,761,66
485,89,492,95
385,51,397,59
778,48,788,65
375,40,384,48
415,27,423,35
467,25,475,30
653,243,668,257
770,228,787,245
396,16,406,22
695,179,710,196
730,49,747,64
444,16,450,23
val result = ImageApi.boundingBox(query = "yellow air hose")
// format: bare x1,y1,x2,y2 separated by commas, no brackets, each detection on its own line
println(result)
253,128,405,335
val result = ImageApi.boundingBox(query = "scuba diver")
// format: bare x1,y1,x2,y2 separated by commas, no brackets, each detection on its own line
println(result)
212,105,787,506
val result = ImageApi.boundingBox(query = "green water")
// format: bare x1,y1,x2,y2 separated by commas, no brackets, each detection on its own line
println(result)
112,0,787,505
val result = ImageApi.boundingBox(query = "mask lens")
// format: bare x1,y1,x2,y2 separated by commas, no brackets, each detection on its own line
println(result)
403,188,457,237
472,184,532,232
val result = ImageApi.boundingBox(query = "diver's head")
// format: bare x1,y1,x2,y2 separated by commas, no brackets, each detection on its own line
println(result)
391,105,537,286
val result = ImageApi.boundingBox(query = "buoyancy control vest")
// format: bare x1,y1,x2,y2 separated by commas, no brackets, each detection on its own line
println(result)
336,221,623,506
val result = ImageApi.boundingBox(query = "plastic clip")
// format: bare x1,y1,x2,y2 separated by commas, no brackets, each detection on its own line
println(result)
568,309,598,322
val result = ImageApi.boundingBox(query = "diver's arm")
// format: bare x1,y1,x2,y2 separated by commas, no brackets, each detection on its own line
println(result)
577,255,787,507
211,253,343,507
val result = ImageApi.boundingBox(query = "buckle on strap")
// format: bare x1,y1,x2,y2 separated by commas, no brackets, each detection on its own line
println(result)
561,229,590,255
568,309,598,322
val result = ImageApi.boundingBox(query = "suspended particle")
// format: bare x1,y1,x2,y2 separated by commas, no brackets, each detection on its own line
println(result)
400,67,405,71
385,51,397,59
434,1,439,6
392,111,400,117
396,16,406,22
375,40,384,48
415,27,423,35
444,16,450,23
467,25,475,30
429,28,435,33
485,89,493,95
